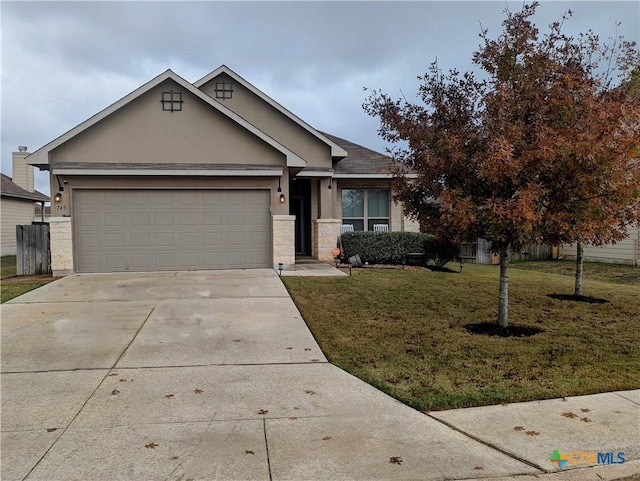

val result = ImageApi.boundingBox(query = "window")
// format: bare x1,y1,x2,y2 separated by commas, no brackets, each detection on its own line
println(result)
341,189,389,231
161,90,183,112
214,81,233,99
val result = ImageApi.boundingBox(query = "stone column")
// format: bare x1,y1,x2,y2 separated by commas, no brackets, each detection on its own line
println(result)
49,217,74,276
272,214,295,269
313,218,341,262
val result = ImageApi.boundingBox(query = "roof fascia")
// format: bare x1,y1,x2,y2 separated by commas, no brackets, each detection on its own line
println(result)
194,65,348,159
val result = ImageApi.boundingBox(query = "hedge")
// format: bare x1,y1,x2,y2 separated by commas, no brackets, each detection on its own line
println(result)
340,231,459,267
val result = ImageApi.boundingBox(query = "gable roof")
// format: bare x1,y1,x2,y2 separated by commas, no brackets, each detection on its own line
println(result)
27,70,305,169
1,174,49,202
194,66,348,159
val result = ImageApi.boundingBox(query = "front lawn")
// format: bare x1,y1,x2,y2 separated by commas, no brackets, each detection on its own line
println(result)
282,263,640,411
511,259,639,286
1,256,57,303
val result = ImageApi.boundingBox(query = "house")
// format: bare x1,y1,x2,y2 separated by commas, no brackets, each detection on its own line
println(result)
27,66,418,275
1,150,50,256
558,228,640,266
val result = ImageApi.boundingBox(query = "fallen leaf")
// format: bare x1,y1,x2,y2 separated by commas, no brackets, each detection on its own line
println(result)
119,378,127,382
145,442,158,449
514,426,525,431
580,408,591,412
245,450,255,455
194,389,204,394
525,431,540,436
474,465,484,470
500,402,508,406
580,417,591,423
305,390,316,395
286,347,293,350
288,417,298,421
257,409,269,415
233,339,241,342
304,348,311,351
171,456,179,460
111,389,120,395
322,436,332,441
389,456,403,465
46,428,58,432
562,412,578,418
164,394,174,399
108,373,118,377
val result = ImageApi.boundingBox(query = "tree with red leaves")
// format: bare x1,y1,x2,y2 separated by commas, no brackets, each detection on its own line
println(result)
364,2,639,326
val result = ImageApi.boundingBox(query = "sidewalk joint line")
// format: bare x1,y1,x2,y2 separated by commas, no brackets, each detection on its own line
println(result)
424,413,548,474
19,306,157,481
263,419,273,481
612,391,640,406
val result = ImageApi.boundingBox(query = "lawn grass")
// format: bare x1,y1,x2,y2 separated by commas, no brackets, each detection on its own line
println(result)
1,255,17,278
282,263,640,411
1,281,53,303
1,255,56,303
511,259,639,286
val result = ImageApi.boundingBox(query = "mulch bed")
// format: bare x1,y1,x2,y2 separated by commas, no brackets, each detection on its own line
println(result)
465,323,544,337
547,293,609,304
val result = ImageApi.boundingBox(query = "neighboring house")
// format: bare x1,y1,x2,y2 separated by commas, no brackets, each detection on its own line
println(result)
34,204,51,223
27,65,417,275
558,227,640,266
1,150,50,256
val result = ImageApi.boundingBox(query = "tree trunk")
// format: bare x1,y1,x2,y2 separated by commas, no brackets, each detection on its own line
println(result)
497,246,509,328
574,242,584,296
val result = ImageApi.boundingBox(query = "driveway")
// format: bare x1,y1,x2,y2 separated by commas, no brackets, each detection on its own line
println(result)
1,270,637,480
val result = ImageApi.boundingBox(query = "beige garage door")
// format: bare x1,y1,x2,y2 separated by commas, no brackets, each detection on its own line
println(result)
74,189,271,273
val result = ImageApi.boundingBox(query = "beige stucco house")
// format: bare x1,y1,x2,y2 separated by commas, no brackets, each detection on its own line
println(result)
27,66,417,275
558,227,640,266
1,150,49,256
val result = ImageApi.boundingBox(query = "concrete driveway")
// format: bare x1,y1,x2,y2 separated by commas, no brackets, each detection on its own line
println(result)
1,270,638,481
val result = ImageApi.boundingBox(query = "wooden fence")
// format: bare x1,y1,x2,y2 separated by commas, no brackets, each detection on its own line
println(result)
16,224,51,275
461,239,552,264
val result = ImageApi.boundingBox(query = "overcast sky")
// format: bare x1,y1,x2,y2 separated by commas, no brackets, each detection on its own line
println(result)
2,1,638,196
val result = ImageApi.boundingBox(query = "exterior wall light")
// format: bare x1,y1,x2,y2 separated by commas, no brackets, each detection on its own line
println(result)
277,177,285,203
54,191,62,202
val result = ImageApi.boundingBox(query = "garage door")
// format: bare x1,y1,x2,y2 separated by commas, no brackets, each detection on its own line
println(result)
74,189,271,273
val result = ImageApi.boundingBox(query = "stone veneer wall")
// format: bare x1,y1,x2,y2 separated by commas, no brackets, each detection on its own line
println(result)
313,219,340,262
272,214,295,269
49,217,74,276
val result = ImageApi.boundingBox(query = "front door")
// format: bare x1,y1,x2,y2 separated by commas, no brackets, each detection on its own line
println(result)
290,178,311,256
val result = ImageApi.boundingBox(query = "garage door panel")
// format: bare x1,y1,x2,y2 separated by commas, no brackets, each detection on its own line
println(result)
155,232,175,247
179,212,198,225
131,212,150,226
74,189,271,273
130,254,151,269
105,233,125,248
105,254,126,271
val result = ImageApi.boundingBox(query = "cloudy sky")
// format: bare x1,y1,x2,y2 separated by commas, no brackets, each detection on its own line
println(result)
2,1,638,196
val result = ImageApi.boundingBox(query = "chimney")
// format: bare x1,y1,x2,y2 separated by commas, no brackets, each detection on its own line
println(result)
12,146,34,192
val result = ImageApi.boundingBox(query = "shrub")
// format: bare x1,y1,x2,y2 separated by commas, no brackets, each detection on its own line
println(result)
340,232,459,266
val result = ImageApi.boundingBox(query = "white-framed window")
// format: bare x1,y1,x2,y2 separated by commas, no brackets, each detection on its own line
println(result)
341,188,390,231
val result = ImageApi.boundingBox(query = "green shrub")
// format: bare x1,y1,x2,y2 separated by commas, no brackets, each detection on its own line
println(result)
340,232,459,266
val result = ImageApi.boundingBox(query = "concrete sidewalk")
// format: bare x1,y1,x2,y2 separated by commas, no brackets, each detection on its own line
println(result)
1,269,638,481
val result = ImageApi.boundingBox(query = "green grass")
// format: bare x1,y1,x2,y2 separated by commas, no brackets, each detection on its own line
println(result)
282,263,640,411
1,255,17,278
1,255,56,303
1,281,52,303
511,259,639,285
